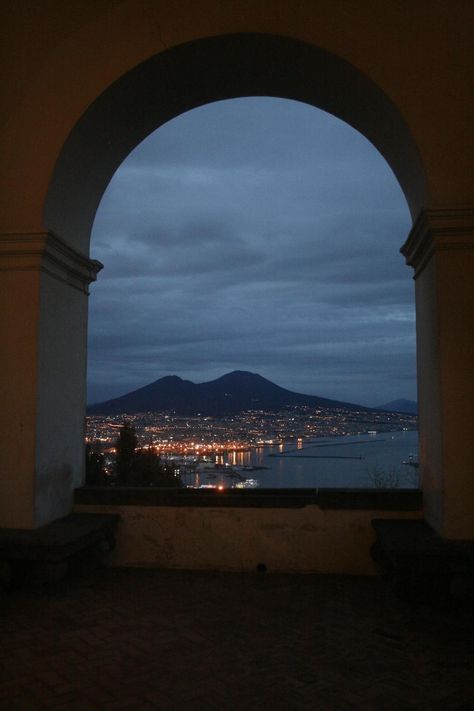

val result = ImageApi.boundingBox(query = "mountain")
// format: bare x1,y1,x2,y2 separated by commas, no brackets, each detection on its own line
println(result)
376,398,418,414
87,370,371,417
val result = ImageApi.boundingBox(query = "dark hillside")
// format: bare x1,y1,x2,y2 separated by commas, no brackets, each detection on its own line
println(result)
88,370,371,416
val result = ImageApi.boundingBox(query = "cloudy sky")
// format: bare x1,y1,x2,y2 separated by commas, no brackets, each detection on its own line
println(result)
87,97,415,407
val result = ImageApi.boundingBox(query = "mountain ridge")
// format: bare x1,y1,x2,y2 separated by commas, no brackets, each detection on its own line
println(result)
87,370,374,416
376,398,418,414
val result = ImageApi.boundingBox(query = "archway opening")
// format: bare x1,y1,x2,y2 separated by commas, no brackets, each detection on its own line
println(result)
86,97,417,490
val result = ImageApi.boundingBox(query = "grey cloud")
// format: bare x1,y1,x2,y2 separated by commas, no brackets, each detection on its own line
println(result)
88,97,415,407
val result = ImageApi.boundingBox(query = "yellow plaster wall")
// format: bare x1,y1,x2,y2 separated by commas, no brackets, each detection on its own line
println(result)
437,241,474,538
0,266,40,527
74,504,422,575
1,0,473,234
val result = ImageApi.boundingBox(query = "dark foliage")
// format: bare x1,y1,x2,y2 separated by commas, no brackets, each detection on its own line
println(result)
114,422,181,487
85,442,106,485
114,420,138,484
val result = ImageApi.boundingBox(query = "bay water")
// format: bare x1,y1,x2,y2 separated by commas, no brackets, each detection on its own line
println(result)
223,429,419,488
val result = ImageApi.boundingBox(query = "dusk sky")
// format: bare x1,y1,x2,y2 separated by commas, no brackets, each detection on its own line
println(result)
87,97,415,407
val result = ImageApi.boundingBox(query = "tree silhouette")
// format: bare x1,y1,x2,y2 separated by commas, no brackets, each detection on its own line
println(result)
85,441,106,485
114,421,138,484
114,422,182,487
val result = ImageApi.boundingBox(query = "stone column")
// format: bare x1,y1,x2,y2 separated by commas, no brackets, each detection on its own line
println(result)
0,233,102,529
401,209,474,539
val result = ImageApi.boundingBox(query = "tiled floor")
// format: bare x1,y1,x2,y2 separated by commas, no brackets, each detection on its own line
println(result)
1,568,473,710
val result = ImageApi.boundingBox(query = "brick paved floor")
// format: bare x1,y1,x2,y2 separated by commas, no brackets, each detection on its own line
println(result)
1,568,473,710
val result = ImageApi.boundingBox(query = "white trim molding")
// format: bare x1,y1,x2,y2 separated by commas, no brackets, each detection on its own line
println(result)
401,208,474,278
0,232,103,292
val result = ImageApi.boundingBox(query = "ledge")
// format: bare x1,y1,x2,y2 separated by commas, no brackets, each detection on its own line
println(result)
75,486,422,511
0,512,120,562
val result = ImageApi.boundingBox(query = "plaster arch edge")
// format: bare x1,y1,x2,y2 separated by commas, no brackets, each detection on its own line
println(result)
42,32,429,255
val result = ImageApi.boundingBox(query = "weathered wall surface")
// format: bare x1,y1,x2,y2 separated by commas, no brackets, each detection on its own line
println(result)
74,504,422,574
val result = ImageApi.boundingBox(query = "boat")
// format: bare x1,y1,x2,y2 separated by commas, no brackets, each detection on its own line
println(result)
402,454,419,468
234,479,259,489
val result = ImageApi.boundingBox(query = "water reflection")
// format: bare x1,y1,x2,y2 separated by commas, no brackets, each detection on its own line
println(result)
176,430,419,490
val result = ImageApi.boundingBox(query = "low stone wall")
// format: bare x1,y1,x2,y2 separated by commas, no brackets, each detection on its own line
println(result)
74,488,422,575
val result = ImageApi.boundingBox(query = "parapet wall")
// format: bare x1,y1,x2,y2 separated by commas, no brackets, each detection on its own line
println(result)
74,488,422,575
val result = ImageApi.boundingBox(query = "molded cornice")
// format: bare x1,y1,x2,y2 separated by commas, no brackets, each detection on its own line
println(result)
0,232,103,292
401,208,474,278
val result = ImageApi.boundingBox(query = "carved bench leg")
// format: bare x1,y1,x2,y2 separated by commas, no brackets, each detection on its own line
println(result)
0,560,13,589
394,567,452,604
69,536,116,577
12,560,70,587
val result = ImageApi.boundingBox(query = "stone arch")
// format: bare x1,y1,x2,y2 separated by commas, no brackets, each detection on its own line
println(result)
44,33,427,254
2,20,472,541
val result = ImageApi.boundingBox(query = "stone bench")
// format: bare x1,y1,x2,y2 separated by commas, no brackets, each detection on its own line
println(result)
0,512,120,588
371,518,474,603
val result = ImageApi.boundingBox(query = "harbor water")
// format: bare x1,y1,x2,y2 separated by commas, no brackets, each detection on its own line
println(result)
218,429,420,488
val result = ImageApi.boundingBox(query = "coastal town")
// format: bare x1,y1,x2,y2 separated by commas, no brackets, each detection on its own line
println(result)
87,404,416,455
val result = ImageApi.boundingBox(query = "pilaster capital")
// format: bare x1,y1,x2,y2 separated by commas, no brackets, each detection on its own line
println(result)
0,232,103,292
400,208,474,278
